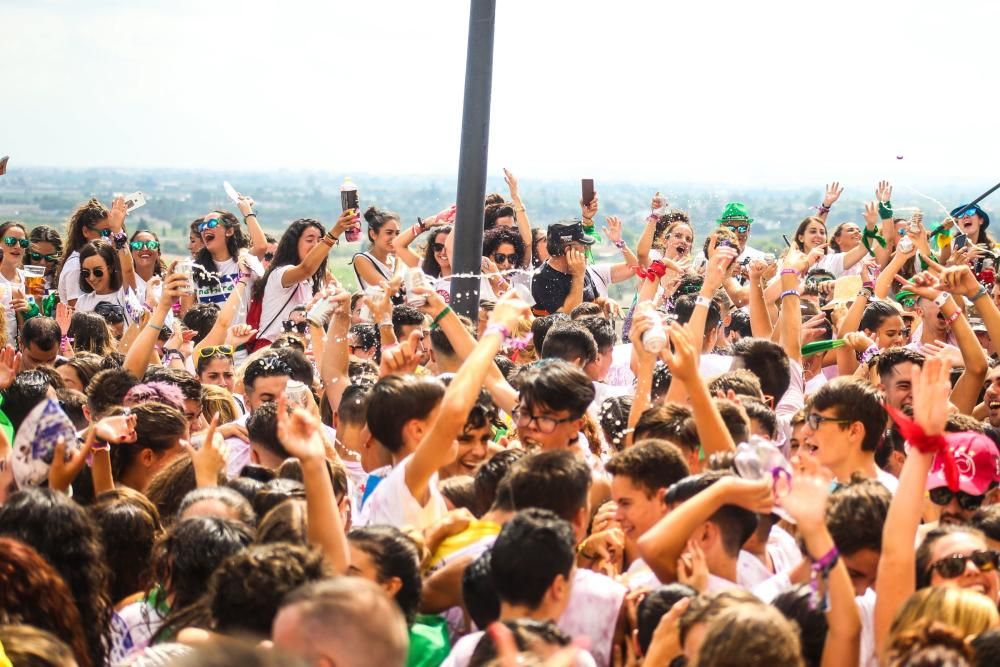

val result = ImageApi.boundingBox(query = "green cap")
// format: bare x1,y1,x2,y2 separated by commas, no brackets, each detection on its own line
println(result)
895,289,917,306
717,202,754,225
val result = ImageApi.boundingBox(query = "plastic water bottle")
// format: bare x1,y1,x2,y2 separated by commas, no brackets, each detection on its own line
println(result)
733,436,795,523
340,178,362,243
897,228,914,254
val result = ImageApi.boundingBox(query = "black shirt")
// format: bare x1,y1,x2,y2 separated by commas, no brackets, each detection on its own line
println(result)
531,262,597,314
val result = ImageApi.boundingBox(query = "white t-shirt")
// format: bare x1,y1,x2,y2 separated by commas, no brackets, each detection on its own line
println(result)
355,453,447,531
257,265,312,342
816,251,863,278
442,630,597,667
558,568,627,667
74,288,140,326
604,343,636,388
0,269,23,344
586,264,614,299
58,251,83,303
195,257,253,326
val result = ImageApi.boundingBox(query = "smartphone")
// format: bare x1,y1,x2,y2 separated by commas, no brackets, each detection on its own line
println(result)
123,191,147,213
581,179,595,207
954,234,968,250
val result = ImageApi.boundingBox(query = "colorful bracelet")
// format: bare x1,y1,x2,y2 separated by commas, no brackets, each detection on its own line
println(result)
809,545,840,611
858,344,880,365
945,310,961,324
429,305,452,330
615,239,626,249
862,281,875,289
972,286,989,302
484,323,511,341
818,203,831,214
780,268,799,277
779,289,800,301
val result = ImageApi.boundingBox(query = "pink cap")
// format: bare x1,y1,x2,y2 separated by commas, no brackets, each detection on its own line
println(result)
926,432,1000,496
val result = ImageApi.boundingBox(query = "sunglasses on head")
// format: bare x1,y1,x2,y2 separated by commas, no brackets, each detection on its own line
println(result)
130,240,160,251
928,549,1000,579
432,242,446,253
80,267,109,280
197,345,234,359
2,237,29,248
28,251,59,262
199,218,222,233
929,487,986,511
494,252,518,265
726,224,749,234
677,281,704,296
282,320,309,334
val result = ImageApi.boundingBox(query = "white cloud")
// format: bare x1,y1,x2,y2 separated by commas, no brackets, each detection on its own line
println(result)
3,0,997,188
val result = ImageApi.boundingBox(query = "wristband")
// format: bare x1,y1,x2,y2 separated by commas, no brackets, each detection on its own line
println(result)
779,289,800,301
862,281,875,289
933,292,951,309
429,305,452,330
243,213,257,223
694,295,713,309
91,441,111,453
112,231,128,250
945,311,961,324
378,319,393,328
972,286,989,302
878,200,894,220
858,288,874,300
818,203,831,214
781,268,800,277
808,545,840,612
147,323,163,331
484,323,511,342
858,344,880,365
615,239,626,249
515,206,526,212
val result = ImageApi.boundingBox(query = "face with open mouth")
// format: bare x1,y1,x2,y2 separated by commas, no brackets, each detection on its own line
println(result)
1,225,27,266
200,215,231,253
960,213,984,238
440,424,491,479
664,223,694,261
983,366,1000,427
130,231,160,269
926,532,1000,602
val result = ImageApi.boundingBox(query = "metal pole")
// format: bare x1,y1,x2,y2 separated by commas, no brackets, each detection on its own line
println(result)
449,0,496,322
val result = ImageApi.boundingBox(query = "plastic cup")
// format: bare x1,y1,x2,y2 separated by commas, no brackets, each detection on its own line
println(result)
24,265,45,295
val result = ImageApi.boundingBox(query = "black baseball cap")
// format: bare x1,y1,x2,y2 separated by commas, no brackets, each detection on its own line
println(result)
546,220,596,246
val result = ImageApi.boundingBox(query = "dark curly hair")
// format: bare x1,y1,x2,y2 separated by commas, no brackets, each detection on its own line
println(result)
0,488,111,667
482,226,528,269
91,488,163,604
0,537,93,667
251,218,327,302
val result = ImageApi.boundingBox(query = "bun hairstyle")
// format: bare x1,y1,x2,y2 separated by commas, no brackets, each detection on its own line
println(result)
484,193,505,206
364,206,400,245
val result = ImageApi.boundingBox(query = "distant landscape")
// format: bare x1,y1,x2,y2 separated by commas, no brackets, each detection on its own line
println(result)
0,167,978,293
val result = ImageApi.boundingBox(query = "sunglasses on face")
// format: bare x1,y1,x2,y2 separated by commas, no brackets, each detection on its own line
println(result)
282,320,309,334
928,549,1000,579
130,240,160,251
494,252,519,265
264,252,274,262
432,242,446,254
28,251,59,262
725,224,749,234
960,209,979,218
2,237,29,248
806,412,852,430
929,487,986,510
197,345,234,359
80,267,109,280
199,218,222,233
100,228,112,238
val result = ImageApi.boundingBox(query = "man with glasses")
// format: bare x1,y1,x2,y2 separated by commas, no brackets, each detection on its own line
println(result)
512,359,595,453
926,432,1000,525
801,376,897,492
716,202,766,263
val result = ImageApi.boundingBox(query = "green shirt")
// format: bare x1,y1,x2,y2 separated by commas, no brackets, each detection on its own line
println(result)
406,614,451,667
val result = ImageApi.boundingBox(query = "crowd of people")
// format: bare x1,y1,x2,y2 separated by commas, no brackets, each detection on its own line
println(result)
2,173,1000,667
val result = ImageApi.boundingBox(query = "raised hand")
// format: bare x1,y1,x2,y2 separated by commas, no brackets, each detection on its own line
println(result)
225,324,257,348
843,331,876,356
905,270,943,301
0,346,21,391
9,288,28,314
604,216,624,245
108,196,127,232
720,475,775,514
275,395,326,462
911,356,953,437
651,191,668,212
876,180,893,203
805,243,828,268
703,246,738,292
677,540,709,593
331,208,362,239
48,435,91,493
940,264,981,298
183,414,229,487
236,194,255,217
863,201,880,228
922,341,964,368
580,194,599,221
662,322,700,383
55,302,73,336
503,168,520,201
779,453,832,530
379,330,424,377
823,182,844,207
94,412,138,444
488,291,531,332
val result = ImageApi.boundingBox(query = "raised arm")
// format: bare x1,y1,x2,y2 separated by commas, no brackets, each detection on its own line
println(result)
320,291,354,414
281,210,356,287
874,358,951,655
625,305,660,448
816,182,843,224
123,271,186,378
748,259,775,339
405,295,530,504
603,216,640,282
237,196,268,259
107,197,136,291
277,396,350,574
504,169,534,267
687,245,739,345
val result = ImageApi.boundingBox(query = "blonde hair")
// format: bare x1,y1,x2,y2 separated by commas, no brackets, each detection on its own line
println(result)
889,587,999,647
201,384,238,425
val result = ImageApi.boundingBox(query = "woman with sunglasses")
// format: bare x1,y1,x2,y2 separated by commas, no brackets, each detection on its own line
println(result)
74,239,138,327
0,221,29,344
56,197,128,307
252,212,357,348
874,358,1000,657
482,226,530,297
26,224,62,292
130,229,166,304
193,195,266,312
940,204,997,266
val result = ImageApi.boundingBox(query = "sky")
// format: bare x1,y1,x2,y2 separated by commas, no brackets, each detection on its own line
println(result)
3,0,998,190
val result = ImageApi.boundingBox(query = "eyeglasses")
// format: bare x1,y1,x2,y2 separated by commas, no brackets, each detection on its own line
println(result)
28,251,59,263
494,252,519,265
282,320,309,334
432,242,446,253
199,218,222,233
80,267,108,280
264,252,275,262
929,487,986,511
197,345,234,359
512,407,578,434
725,224,750,234
130,240,160,251
928,550,1000,579
806,412,853,430
2,237,29,248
